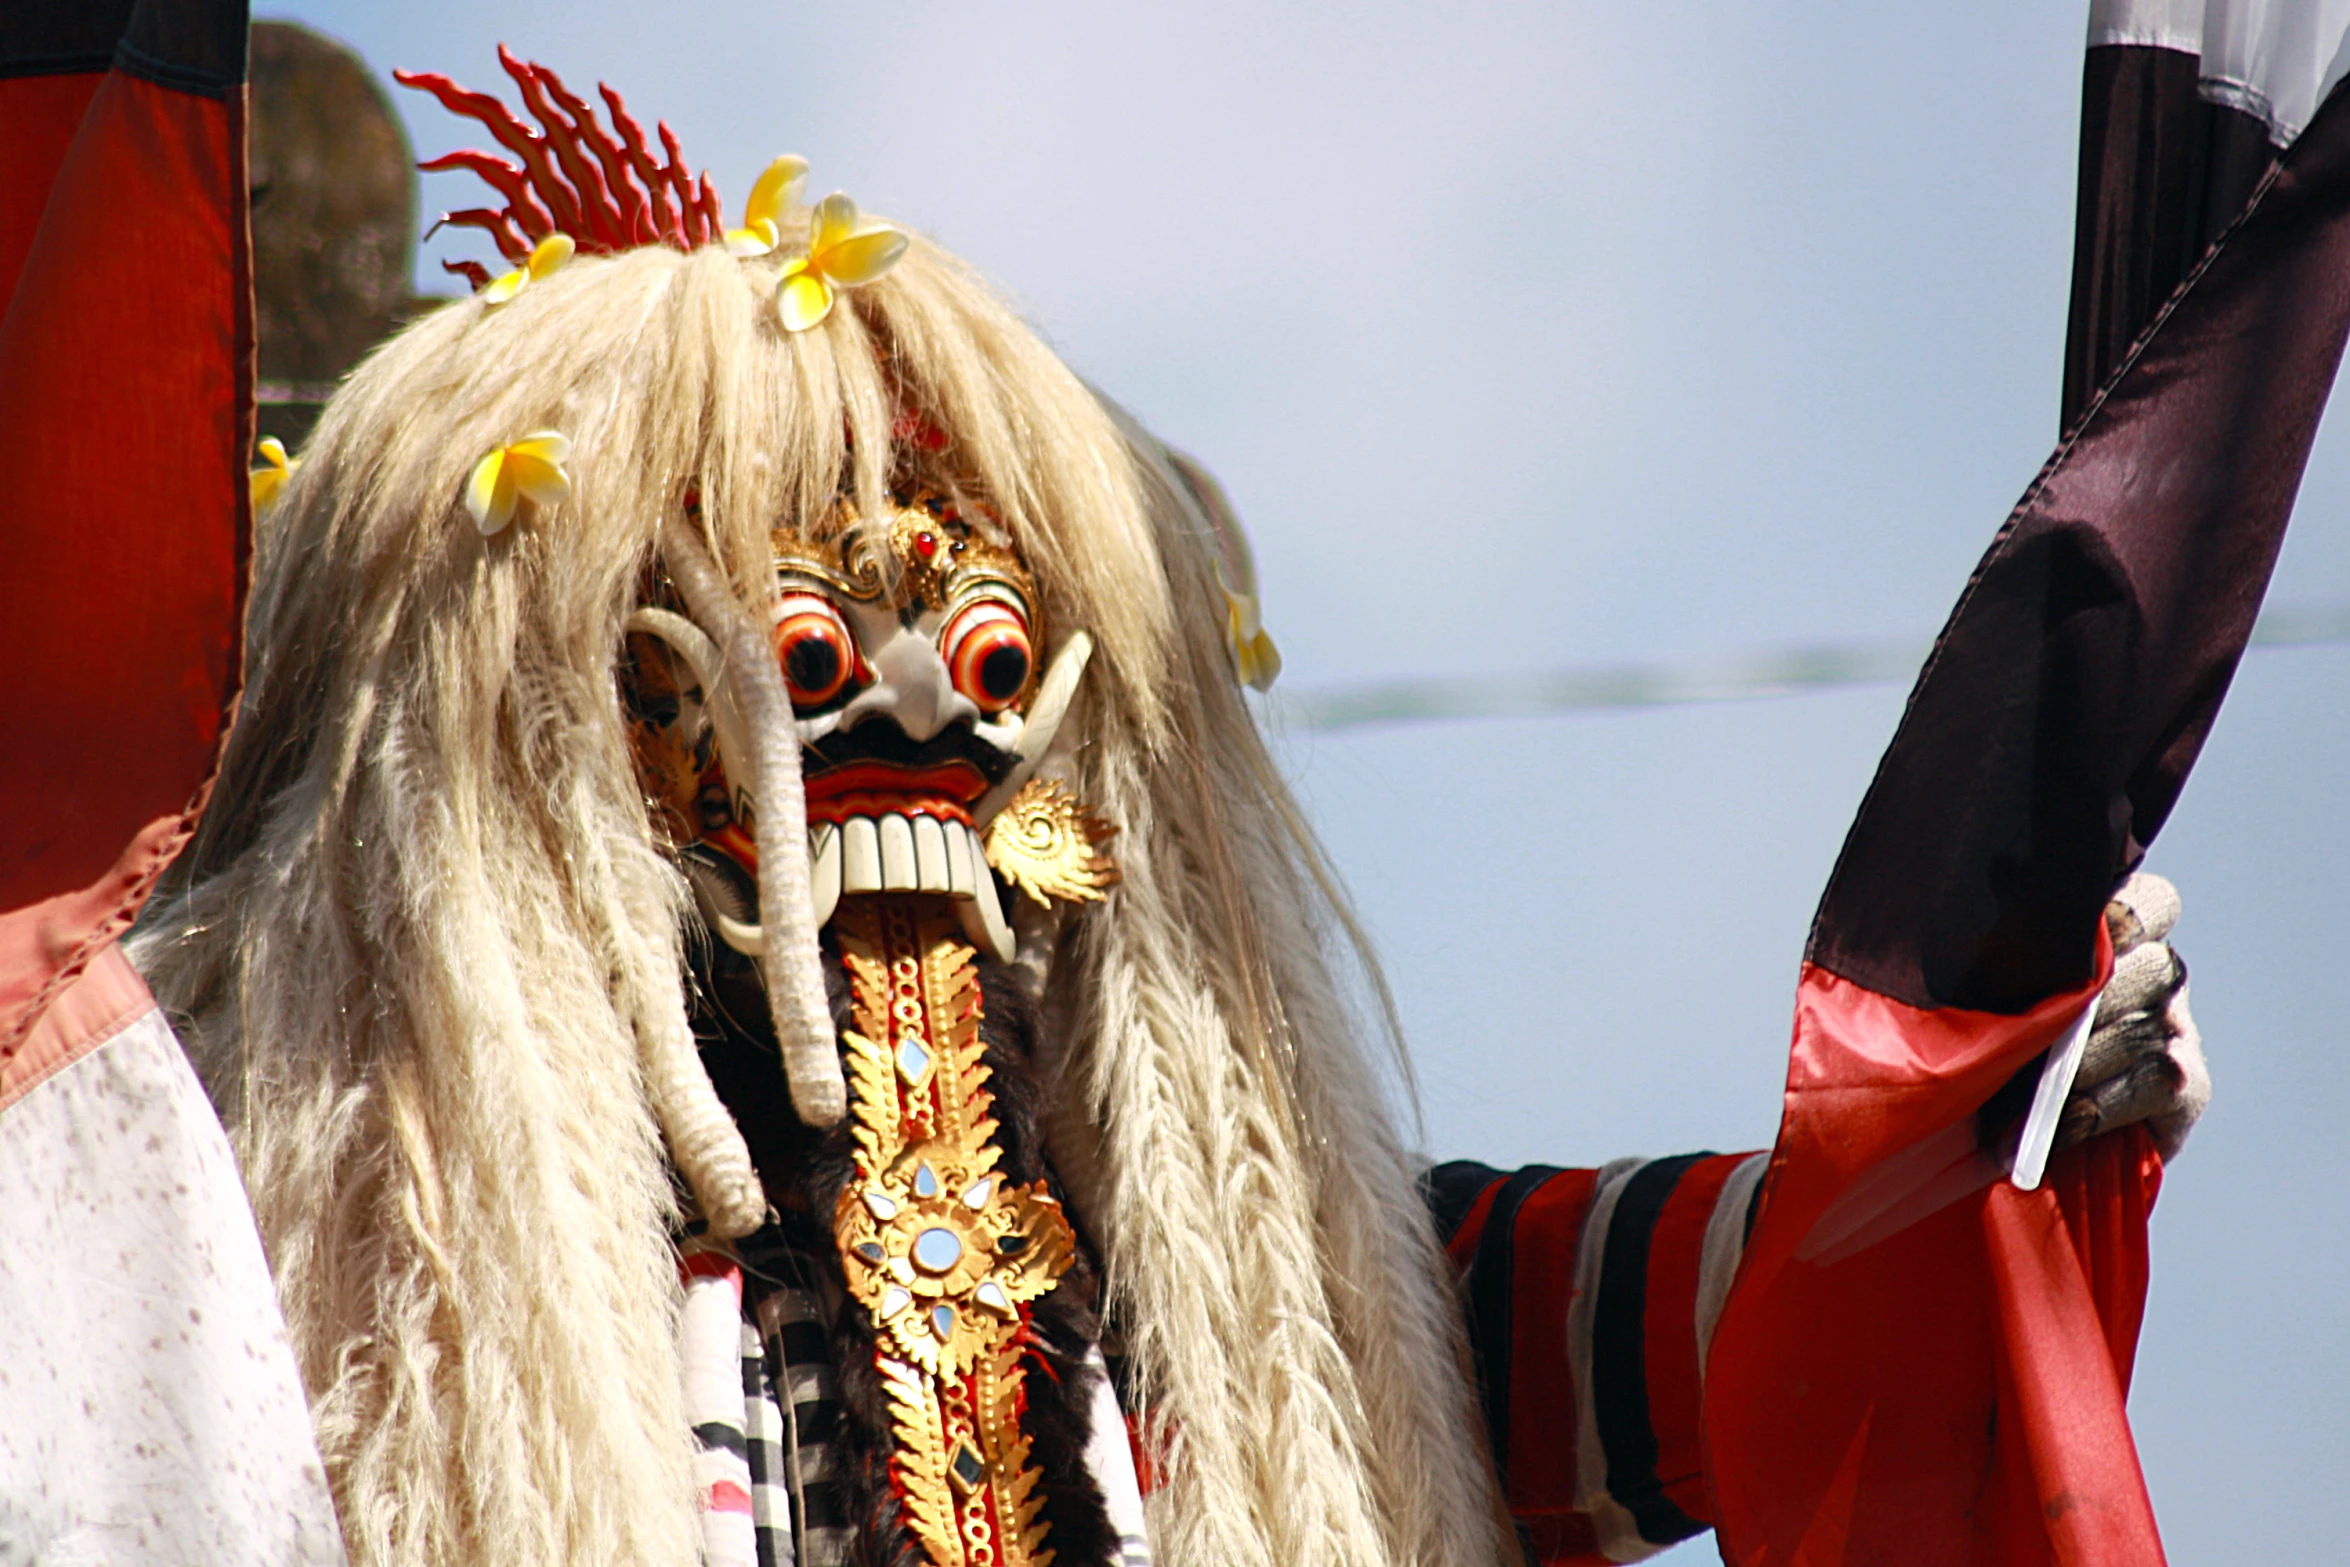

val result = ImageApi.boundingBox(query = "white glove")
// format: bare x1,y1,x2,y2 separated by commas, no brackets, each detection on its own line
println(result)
2056,872,2211,1161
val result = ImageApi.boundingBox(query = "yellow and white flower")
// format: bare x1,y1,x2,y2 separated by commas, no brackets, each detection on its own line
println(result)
1218,562,1281,692
777,192,908,332
465,431,573,535
481,232,575,305
250,435,296,511
724,155,809,257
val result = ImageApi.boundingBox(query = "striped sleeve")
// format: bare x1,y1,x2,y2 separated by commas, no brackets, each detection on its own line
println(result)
1427,1152,1769,1565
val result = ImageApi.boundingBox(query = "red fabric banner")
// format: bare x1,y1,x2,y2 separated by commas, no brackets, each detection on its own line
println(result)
0,30,251,1046
1710,59,2350,1566
1707,942,2168,1566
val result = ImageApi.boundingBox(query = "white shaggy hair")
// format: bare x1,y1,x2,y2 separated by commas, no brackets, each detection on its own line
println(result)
133,214,1511,1567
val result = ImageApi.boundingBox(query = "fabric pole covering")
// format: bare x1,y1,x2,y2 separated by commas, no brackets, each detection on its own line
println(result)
1705,67,2350,1567
0,0,251,1047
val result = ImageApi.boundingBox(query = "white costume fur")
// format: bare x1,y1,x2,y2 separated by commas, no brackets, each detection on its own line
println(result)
132,229,1511,1567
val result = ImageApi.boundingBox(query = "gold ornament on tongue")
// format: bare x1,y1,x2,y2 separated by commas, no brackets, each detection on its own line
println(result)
832,898,1074,1567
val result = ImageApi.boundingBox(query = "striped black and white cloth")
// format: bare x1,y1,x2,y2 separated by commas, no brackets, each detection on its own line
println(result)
680,1229,856,1567
1427,1152,1769,1565
679,1225,1154,1567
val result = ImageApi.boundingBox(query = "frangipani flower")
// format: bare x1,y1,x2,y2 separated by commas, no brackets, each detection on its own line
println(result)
250,436,296,511
1217,562,1282,692
465,431,573,535
482,232,575,305
725,155,809,257
777,192,908,332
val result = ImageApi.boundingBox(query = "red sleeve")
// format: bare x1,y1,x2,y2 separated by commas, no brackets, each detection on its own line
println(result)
1429,1152,1766,1565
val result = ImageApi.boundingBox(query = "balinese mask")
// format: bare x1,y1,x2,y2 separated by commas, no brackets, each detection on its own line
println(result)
625,490,1112,969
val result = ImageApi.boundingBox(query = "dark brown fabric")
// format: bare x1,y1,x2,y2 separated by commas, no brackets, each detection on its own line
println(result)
116,0,244,97
0,1,138,78
1809,74,2350,1014
0,0,239,95
2063,44,2276,431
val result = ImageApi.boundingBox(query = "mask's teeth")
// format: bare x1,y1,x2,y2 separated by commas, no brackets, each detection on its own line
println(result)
912,815,952,893
822,813,1012,959
879,814,917,889
842,816,883,893
809,822,842,929
957,845,1017,964
946,819,977,898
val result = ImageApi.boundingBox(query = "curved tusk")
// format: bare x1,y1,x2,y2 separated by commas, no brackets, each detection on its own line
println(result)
624,605,758,812
624,605,722,688
972,629,1093,828
715,911,765,956
954,853,1018,964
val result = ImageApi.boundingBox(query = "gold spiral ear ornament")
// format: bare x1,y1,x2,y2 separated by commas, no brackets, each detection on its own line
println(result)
982,779,1118,909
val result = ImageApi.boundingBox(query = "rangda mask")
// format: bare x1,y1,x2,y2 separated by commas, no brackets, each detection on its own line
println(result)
625,490,1113,972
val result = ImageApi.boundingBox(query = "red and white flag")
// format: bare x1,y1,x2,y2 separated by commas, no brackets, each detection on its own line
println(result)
1707,7,2350,1563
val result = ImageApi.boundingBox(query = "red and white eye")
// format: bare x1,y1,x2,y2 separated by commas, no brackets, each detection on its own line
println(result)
940,598,1033,714
770,593,859,711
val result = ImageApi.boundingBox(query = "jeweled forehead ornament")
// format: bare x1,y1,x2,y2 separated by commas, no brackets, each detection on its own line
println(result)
781,491,1036,614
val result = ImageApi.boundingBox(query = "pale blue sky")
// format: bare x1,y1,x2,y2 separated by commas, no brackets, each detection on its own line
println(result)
272,3,2348,1557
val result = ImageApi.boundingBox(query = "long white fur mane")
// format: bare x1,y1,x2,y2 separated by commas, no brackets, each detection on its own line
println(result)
132,228,1510,1567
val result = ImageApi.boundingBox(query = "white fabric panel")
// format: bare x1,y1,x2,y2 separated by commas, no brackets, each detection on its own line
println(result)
2089,0,2350,142
2203,0,2350,139
2089,0,2207,53
1080,1347,1155,1567
678,1263,758,1567
0,1007,345,1565
1692,1151,1771,1379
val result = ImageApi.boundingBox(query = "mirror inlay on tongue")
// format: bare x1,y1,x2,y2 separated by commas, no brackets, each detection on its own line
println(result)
830,897,1076,1567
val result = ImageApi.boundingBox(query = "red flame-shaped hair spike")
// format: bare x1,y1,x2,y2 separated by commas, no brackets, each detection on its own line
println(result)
394,44,727,283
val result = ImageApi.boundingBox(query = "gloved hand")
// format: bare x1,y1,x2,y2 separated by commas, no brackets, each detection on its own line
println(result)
2056,871,2211,1160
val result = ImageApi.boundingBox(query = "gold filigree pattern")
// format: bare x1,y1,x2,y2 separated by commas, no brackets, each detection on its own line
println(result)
982,779,1119,909
774,492,1035,623
833,898,1073,1567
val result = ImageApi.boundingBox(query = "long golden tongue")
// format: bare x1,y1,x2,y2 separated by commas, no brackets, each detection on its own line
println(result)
829,896,1072,1567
